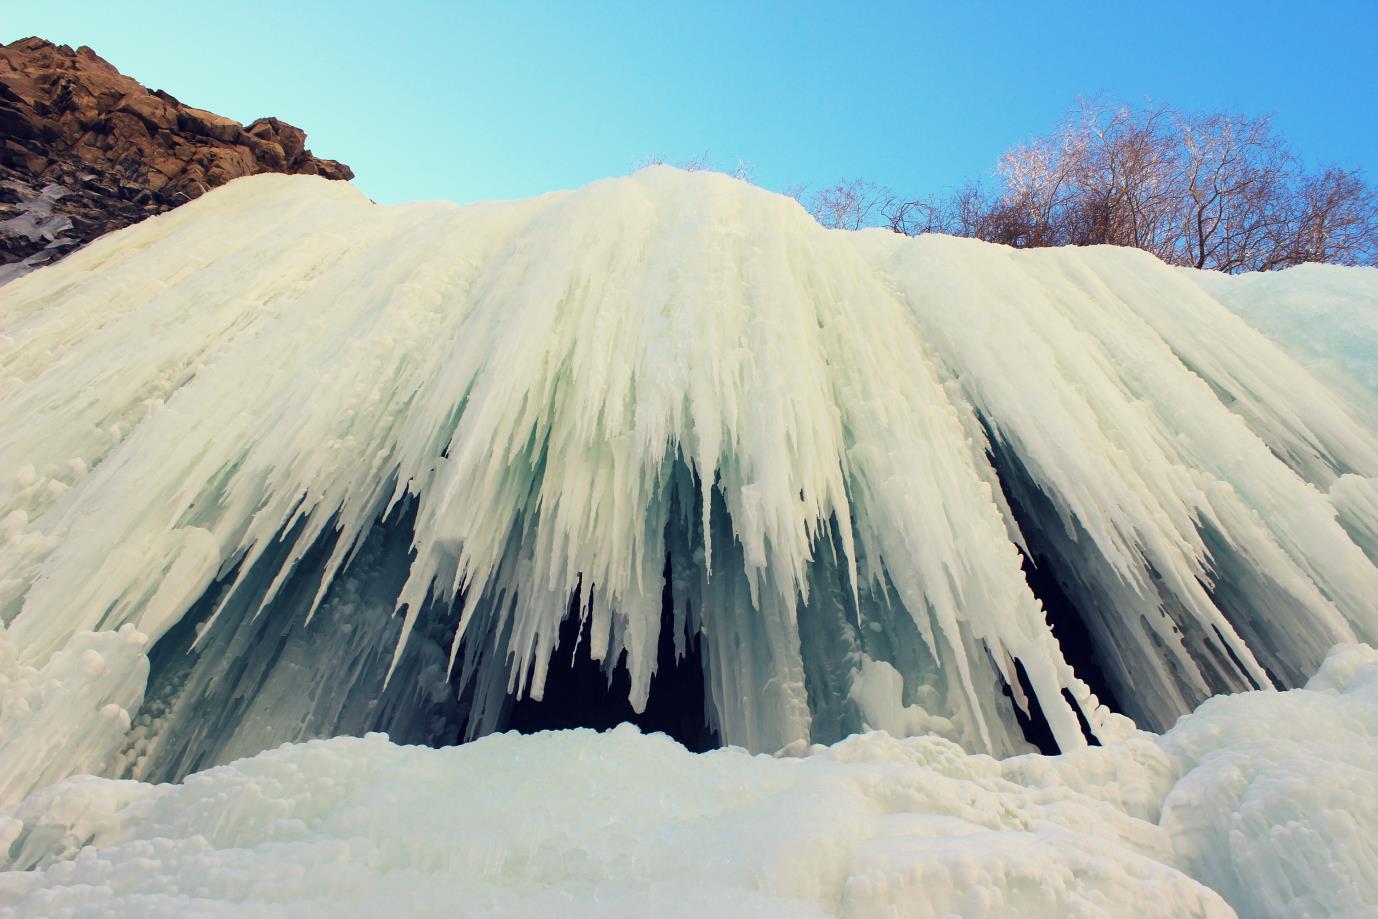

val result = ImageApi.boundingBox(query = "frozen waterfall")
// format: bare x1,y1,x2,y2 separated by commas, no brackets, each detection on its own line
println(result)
2,167,1377,803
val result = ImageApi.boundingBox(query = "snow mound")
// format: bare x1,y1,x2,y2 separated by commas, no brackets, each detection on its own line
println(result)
1,167,1377,803
2,644,1375,919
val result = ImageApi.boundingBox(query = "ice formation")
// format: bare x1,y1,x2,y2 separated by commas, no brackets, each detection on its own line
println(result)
1188,263,1378,400
2,643,1376,918
1187,264,1378,571
1,167,1377,809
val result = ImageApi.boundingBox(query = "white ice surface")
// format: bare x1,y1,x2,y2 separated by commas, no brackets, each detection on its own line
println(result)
2,168,1378,803
1188,263,1378,399
0,622,146,808
1187,265,1378,573
2,643,1375,919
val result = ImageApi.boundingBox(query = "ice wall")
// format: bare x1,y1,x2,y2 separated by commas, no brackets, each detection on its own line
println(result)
1,168,1376,799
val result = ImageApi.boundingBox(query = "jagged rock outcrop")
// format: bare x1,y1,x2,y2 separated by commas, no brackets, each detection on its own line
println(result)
0,36,352,282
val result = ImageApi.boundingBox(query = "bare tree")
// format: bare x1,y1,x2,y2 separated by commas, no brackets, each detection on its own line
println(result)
633,152,753,182
869,100,1378,272
1288,166,1378,267
1174,111,1289,271
799,179,895,230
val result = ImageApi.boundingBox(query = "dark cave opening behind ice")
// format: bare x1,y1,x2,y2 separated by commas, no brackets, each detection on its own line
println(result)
128,495,726,784
126,457,1123,781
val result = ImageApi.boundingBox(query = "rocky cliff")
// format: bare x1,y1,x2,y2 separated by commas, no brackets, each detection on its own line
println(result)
0,36,352,282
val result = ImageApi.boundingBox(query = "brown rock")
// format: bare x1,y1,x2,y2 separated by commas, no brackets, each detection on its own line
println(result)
0,36,353,281
116,92,177,132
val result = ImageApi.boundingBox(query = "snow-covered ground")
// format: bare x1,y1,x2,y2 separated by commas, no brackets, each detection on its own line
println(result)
2,643,1375,918
1,168,1376,916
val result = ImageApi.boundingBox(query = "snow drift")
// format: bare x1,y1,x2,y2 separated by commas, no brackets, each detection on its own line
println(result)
3,643,1377,918
1,167,1377,806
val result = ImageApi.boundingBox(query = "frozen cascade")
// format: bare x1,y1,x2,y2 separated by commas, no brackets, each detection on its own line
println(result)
1186,264,1378,573
1,167,1377,802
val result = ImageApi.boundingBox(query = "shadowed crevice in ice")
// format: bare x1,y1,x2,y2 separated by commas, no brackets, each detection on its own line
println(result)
121,497,468,784
982,426,1231,733
501,556,720,752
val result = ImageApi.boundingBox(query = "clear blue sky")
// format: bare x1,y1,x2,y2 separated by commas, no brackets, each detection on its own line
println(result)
5,1,1376,206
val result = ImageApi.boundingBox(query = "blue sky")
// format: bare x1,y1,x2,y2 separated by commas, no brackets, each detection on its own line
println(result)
6,1,1376,206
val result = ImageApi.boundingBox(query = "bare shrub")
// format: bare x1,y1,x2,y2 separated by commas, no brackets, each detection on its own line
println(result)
797,179,895,230
875,100,1378,272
